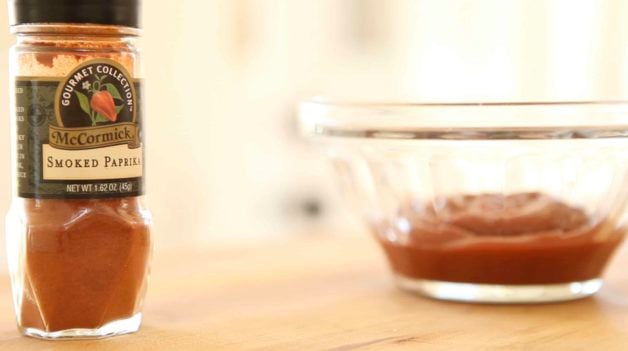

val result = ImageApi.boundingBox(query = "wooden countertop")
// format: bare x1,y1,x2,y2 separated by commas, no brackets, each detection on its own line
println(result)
0,234,628,350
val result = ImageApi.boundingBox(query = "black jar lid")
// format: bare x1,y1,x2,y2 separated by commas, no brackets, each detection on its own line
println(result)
8,0,140,28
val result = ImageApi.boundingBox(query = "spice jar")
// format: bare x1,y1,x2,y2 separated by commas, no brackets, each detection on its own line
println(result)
6,0,152,339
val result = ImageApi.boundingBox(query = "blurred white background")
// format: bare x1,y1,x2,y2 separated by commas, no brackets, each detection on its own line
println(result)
0,0,627,252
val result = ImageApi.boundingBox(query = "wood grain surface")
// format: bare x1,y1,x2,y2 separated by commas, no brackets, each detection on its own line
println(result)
0,234,627,350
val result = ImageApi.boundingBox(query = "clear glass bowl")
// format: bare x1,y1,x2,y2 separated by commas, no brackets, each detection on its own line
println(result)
300,100,628,303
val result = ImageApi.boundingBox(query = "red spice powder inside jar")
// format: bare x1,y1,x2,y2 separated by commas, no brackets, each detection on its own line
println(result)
20,199,150,331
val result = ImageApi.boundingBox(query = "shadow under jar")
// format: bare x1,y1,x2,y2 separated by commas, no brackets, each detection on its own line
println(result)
300,100,628,303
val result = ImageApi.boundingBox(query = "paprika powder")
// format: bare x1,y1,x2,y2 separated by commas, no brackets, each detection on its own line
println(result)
7,0,152,339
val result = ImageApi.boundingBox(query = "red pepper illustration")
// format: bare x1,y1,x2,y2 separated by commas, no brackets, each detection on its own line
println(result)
90,90,117,122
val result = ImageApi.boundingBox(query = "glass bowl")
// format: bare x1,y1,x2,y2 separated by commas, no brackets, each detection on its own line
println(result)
299,100,628,303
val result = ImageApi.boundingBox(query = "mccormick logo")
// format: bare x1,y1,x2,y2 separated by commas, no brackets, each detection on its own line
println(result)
49,123,140,150
53,59,140,150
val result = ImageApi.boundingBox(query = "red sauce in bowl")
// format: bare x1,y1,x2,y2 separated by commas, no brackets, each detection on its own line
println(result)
378,193,625,285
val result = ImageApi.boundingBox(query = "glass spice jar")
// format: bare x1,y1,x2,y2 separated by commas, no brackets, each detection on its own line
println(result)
6,0,152,339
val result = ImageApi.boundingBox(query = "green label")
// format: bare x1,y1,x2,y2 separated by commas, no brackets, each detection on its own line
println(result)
15,59,144,199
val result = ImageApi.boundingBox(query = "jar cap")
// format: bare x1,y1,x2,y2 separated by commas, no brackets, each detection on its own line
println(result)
8,0,140,28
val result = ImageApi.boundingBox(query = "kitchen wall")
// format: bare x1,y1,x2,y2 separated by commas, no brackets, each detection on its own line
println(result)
0,0,626,253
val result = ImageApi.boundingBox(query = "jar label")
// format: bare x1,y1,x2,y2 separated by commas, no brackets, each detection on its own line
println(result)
14,59,144,198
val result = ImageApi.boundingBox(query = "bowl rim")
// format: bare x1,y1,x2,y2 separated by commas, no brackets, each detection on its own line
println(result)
299,98,628,140
301,98,628,108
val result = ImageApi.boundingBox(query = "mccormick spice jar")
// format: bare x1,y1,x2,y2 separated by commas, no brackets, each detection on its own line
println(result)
6,0,152,339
